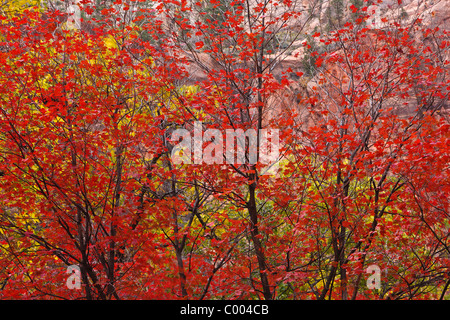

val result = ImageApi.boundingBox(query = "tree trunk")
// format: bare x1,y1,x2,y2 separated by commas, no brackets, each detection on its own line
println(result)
247,177,272,300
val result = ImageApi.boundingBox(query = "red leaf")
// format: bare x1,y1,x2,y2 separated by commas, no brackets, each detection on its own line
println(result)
195,41,204,49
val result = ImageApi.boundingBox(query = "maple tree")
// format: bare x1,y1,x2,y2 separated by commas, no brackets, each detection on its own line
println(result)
0,0,449,300
287,20,449,299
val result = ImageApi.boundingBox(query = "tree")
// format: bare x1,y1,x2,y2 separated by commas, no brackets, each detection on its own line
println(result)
0,5,178,298
0,0,449,300
285,15,449,299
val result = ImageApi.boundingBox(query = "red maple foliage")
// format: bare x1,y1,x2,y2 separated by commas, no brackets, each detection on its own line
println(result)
0,0,448,300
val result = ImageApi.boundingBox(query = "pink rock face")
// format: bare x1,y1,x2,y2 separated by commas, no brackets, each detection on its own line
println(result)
179,0,449,93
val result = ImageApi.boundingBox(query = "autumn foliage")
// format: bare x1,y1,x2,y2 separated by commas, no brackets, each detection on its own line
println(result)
0,0,449,300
